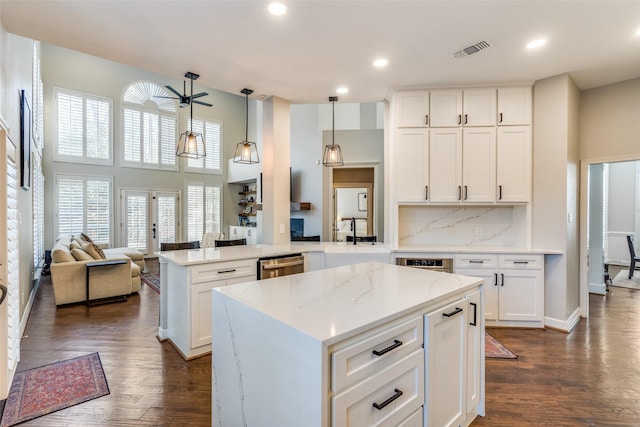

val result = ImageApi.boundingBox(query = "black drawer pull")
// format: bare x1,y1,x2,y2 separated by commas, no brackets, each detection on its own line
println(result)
372,388,403,410
513,261,530,264
218,269,237,274
494,273,498,286
470,302,477,326
443,307,463,317
469,260,484,264
372,339,403,356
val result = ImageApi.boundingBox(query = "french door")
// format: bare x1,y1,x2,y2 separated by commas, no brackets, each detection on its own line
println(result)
121,190,180,254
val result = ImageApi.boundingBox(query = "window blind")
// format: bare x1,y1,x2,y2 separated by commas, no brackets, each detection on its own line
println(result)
187,183,221,241
186,118,222,173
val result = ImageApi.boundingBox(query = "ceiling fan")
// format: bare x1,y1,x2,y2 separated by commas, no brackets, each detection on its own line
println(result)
156,71,212,108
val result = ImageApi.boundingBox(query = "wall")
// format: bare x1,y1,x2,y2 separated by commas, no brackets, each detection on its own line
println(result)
291,104,384,240
532,73,581,329
0,21,38,320
40,44,247,249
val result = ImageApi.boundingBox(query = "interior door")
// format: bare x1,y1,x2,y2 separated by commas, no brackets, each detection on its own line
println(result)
332,185,373,242
122,190,179,254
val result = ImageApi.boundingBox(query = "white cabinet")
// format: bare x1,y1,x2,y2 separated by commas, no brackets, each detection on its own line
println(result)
455,253,544,328
465,289,483,421
396,128,429,202
396,90,430,127
228,225,258,244
496,126,531,203
165,258,257,359
424,298,467,427
498,86,532,126
429,127,495,203
430,88,496,127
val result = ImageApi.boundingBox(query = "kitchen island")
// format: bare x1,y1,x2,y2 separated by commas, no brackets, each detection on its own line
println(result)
211,262,484,427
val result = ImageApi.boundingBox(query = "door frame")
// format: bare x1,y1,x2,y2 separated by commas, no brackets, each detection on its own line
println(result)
332,184,374,242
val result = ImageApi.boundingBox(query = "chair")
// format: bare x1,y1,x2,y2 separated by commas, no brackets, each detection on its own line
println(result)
160,241,201,251
201,232,224,248
214,238,247,248
627,235,640,279
346,235,377,243
291,235,321,242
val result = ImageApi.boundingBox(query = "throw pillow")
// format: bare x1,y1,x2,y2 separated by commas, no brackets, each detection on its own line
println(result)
82,241,106,260
51,245,75,263
69,240,82,250
71,248,93,261
80,232,94,243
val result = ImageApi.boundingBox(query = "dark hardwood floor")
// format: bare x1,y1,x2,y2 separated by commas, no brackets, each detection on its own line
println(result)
8,267,640,426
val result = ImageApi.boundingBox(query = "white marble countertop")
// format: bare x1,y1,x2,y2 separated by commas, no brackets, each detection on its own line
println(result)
213,262,482,346
157,242,562,266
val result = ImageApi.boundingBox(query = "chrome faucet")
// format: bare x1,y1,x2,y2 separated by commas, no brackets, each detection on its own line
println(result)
351,217,357,245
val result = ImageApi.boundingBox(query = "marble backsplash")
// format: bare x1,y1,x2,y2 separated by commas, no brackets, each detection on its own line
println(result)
398,205,526,247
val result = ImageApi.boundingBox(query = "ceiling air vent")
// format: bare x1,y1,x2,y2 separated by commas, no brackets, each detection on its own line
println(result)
453,40,491,59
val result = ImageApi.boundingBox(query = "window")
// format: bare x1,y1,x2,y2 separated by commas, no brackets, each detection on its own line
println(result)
55,174,113,246
122,81,177,170
54,88,112,165
185,117,222,174
32,155,45,268
186,183,221,242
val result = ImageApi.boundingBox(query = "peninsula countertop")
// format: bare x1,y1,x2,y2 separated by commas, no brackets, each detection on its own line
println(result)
212,261,482,346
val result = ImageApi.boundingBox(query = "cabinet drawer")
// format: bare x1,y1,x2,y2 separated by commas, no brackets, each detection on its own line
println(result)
332,316,423,393
498,254,542,269
454,254,497,269
333,350,424,427
398,407,423,427
189,259,257,283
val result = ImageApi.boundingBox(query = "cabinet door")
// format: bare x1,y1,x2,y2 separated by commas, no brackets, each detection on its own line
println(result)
190,281,220,349
498,269,542,322
229,226,241,238
396,129,429,202
496,126,531,202
424,299,467,427
498,86,531,125
245,228,257,244
430,90,462,127
465,290,483,418
462,128,496,203
455,268,498,321
396,90,429,127
429,128,462,203
462,88,496,127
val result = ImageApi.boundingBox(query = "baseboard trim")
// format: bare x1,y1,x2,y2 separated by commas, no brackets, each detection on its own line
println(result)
589,281,607,295
20,276,42,337
544,307,582,333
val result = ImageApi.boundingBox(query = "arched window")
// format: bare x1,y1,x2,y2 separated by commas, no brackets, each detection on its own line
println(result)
122,81,177,170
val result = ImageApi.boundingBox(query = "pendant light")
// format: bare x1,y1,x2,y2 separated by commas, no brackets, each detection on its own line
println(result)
323,96,343,167
233,88,260,164
176,76,206,158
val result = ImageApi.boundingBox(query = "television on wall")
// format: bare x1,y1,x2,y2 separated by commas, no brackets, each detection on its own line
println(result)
20,89,31,190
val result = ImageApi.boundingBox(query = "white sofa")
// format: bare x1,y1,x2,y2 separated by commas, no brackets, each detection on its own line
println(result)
50,234,144,305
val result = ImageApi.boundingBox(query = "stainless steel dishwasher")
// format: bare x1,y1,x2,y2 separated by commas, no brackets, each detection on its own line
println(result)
257,253,305,279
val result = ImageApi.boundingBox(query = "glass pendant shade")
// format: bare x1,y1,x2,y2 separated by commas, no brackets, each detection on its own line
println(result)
176,130,206,158
323,96,343,167
233,88,260,164
233,141,260,164
323,143,343,167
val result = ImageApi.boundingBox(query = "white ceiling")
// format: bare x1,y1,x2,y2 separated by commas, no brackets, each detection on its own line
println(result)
2,0,640,103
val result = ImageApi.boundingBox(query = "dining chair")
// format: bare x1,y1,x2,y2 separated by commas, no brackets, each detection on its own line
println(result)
627,235,640,279
160,241,201,251
214,238,247,248
290,235,321,242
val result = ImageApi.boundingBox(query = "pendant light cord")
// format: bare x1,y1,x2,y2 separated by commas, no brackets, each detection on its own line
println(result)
245,92,249,142
332,98,335,146
189,77,193,133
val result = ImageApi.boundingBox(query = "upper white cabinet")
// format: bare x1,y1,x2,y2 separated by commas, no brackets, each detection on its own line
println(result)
396,128,430,202
497,86,532,126
496,126,531,203
429,128,462,203
396,90,430,127
430,88,496,127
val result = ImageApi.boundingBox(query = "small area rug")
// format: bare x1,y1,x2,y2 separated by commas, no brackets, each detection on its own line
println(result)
485,331,517,359
0,352,109,426
611,270,640,290
141,271,160,293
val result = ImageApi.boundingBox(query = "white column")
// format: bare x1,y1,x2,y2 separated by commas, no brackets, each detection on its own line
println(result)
261,96,291,245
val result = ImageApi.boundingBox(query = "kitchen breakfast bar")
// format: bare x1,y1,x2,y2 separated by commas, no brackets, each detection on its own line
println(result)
211,261,484,427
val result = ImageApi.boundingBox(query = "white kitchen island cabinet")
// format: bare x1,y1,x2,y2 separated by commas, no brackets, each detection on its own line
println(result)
211,262,484,427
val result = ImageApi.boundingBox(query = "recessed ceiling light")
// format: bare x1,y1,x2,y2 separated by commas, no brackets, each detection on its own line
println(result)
373,58,388,68
268,2,287,15
336,87,348,94
527,39,547,49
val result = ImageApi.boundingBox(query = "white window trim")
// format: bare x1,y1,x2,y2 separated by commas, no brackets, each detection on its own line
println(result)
53,87,114,166
183,115,223,175
54,172,114,246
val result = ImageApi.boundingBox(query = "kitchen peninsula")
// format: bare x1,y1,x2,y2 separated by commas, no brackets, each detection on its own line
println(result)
211,262,484,426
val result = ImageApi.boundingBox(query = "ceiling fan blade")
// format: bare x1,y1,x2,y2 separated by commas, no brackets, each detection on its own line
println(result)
154,96,179,100
193,100,213,107
165,85,183,97
191,92,208,99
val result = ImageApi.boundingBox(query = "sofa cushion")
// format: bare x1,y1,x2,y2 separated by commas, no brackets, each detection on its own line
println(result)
51,244,74,263
130,262,141,277
71,248,93,261
82,241,106,260
69,240,82,250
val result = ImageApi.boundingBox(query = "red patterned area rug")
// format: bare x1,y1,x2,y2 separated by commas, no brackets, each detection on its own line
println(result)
0,352,109,426
485,331,517,359
141,271,160,293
